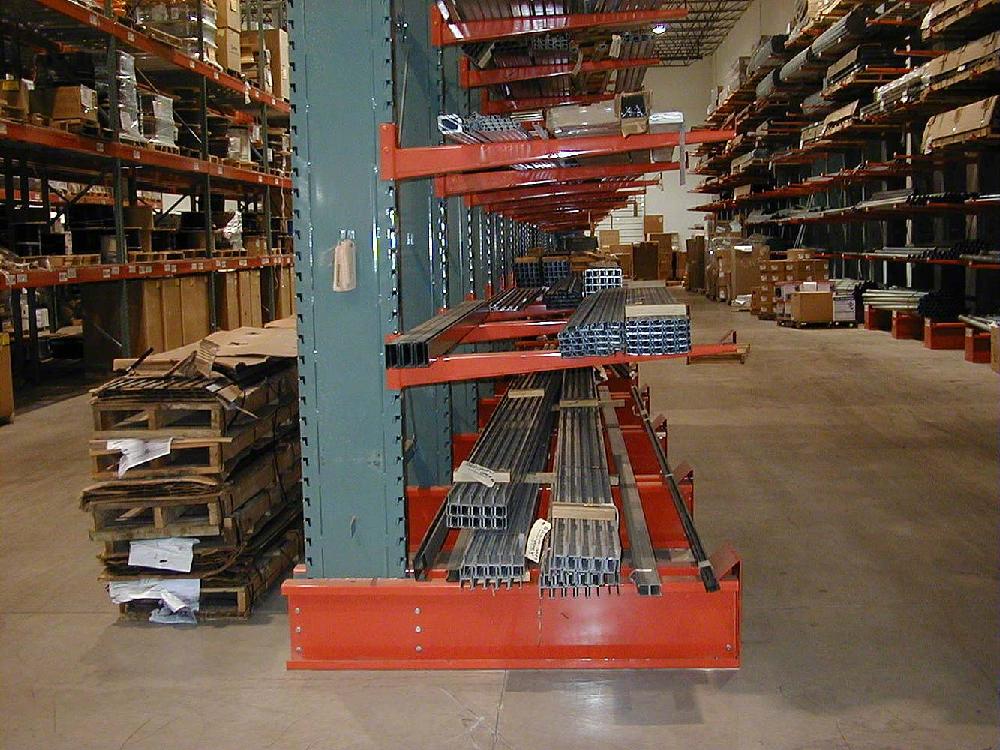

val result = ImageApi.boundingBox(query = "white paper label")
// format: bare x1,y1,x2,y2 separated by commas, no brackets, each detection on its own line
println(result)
454,460,498,487
107,438,172,477
128,538,196,572
524,519,552,563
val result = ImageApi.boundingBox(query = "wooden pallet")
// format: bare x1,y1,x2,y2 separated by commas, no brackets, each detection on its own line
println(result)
687,343,750,365
43,254,102,268
89,400,297,479
777,318,858,329
0,103,26,122
83,439,300,542
116,523,303,620
147,142,180,154
127,251,185,262
53,118,101,137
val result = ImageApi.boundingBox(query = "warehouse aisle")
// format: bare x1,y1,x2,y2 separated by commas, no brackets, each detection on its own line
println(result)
1,292,996,750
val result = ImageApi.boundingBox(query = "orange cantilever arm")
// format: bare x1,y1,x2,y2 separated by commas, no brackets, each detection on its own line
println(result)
381,124,733,181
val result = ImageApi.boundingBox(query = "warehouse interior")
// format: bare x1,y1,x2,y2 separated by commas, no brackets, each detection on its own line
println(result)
0,1,997,748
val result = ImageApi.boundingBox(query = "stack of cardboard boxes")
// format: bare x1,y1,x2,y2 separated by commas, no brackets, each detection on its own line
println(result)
216,0,241,72
752,250,831,319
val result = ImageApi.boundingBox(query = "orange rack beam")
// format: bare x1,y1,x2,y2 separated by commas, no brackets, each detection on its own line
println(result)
460,56,661,88
0,119,291,189
436,161,678,197
480,92,616,115
431,5,688,46
382,123,731,181
469,179,658,207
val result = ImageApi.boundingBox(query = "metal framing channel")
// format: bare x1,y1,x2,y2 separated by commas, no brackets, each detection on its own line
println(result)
290,0,405,577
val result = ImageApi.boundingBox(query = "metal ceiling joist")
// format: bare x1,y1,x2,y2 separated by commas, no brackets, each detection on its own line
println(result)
431,4,689,46
381,123,732,180
460,56,661,88
435,161,679,197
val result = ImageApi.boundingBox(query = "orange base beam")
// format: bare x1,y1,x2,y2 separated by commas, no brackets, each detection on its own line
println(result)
891,310,923,340
965,329,991,363
864,305,893,331
923,320,965,349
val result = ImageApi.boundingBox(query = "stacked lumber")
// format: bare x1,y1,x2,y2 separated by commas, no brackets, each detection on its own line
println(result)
80,322,302,622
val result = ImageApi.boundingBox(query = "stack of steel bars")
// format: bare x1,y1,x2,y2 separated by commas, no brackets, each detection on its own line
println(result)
514,257,543,287
540,368,622,596
583,265,624,295
558,288,626,356
445,372,558,530
861,288,926,311
543,274,584,309
489,287,544,312
384,300,486,367
624,286,691,355
542,255,571,286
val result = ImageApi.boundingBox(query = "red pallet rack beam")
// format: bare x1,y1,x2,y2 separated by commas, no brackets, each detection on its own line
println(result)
385,344,737,389
459,56,661,88
436,161,678,196
382,122,724,180
30,0,289,114
497,202,631,221
431,5,688,46
459,319,567,343
480,91,616,115
0,255,293,291
466,179,658,207
482,190,644,213
0,120,291,189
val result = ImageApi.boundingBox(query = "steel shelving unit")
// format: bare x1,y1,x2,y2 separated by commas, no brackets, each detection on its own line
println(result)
0,0,293,381
282,0,742,670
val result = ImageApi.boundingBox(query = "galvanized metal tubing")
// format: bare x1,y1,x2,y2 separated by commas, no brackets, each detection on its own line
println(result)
540,368,622,596
558,287,626,356
861,289,926,311
542,255,571,286
624,286,691,356
583,265,624,295
514,257,544,287
489,286,544,312
445,372,559,529
458,480,540,589
543,273,584,309
385,299,487,368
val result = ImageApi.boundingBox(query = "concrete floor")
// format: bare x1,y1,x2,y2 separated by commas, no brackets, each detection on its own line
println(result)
1,292,997,750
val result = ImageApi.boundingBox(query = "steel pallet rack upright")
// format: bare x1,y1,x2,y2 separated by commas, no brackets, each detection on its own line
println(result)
283,0,743,670
0,0,293,382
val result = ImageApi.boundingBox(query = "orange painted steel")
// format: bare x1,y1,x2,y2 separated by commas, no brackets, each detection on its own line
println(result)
459,319,566,343
922,320,965,350
466,179,659,207
381,123,733,180
460,55,661,88
480,92,616,115
385,344,738,389
964,329,992,363
0,254,292,291
864,305,893,332
493,199,634,219
283,378,740,671
32,0,288,115
891,311,924,340
0,119,291,189
435,162,678,197
431,5,689,46
481,189,647,212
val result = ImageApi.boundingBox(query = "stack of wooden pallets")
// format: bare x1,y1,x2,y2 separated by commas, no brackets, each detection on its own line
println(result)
80,323,302,622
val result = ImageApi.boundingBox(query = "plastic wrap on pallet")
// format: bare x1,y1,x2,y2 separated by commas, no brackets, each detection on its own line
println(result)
747,34,788,78
809,7,871,61
136,0,219,60
779,47,820,84
140,93,178,147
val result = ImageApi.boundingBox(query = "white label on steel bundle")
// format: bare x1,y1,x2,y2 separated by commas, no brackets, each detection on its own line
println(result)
524,519,552,563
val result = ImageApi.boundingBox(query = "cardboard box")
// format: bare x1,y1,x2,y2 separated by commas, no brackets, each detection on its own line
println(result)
633,242,659,280
616,90,650,135
217,0,240,30
1,78,31,113
786,248,814,261
243,29,289,100
790,291,833,323
217,28,242,72
685,237,706,291
0,332,13,424
30,85,98,123
644,214,664,236
275,266,296,319
612,252,633,278
598,229,620,248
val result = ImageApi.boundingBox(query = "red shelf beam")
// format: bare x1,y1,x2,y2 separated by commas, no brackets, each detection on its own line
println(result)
480,92,616,115
481,189,645,213
0,119,291,189
0,255,293,291
437,161,677,197
386,344,738,389
431,5,688,46
32,0,289,115
466,178,658,207
460,56,661,88
382,123,730,181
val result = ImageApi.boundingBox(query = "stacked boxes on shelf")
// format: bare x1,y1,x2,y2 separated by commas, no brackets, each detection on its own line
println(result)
136,0,219,65
81,324,303,621
753,255,831,319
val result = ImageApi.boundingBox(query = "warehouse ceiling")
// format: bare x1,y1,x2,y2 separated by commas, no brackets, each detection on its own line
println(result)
439,1,753,64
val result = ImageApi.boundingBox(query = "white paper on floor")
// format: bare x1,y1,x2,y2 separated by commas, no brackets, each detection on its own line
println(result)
106,438,173,477
128,538,197,572
108,578,200,625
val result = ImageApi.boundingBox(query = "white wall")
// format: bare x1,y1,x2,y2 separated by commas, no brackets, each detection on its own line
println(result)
642,58,714,242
